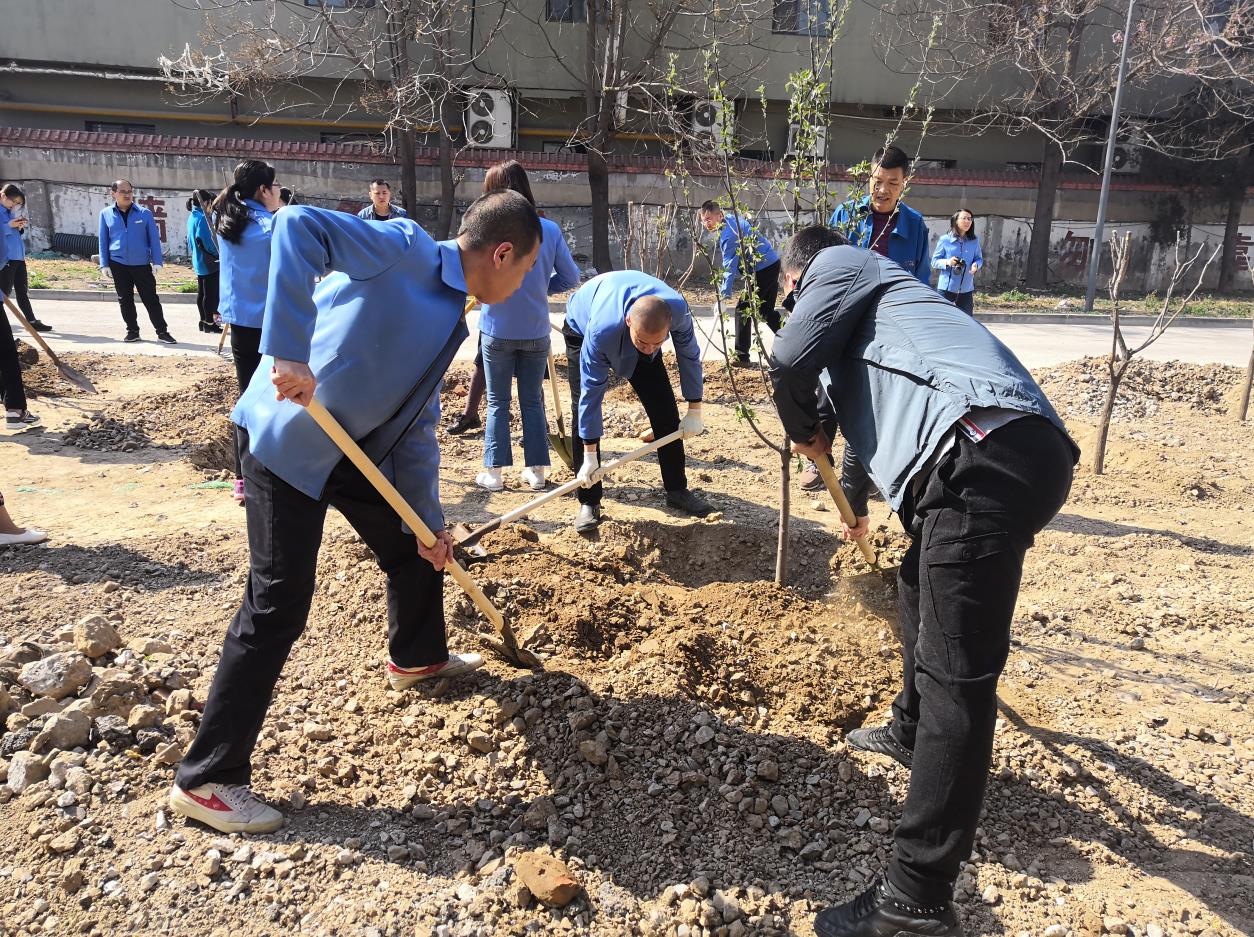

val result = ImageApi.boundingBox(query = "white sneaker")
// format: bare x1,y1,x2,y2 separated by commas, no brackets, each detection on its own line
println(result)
520,466,547,491
169,782,284,834
475,468,504,491
5,410,40,430
386,653,484,690
0,528,48,546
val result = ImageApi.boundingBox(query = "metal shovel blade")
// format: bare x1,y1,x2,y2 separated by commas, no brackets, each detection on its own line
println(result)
5,297,97,394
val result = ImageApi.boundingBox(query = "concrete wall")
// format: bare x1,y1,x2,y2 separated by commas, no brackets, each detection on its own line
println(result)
2,131,1250,291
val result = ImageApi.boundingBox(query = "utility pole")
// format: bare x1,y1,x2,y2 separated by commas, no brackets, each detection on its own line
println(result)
1085,0,1137,311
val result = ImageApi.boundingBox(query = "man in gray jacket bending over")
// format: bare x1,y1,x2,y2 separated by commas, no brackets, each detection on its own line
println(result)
769,226,1078,937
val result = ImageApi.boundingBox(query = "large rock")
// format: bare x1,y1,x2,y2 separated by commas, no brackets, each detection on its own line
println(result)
84,673,145,718
73,615,122,658
32,710,91,753
7,751,49,793
0,686,13,716
92,714,133,748
19,653,92,700
515,851,581,908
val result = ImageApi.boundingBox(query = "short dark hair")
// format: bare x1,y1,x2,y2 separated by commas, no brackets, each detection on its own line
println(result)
699,199,722,215
369,179,391,190
950,208,977,240
780,225,848,276
872,144,911,174
279,186,296,205
458,189,542,255
0,183,25,202
111,179,134,192
483,160,536,207
628,296,673,335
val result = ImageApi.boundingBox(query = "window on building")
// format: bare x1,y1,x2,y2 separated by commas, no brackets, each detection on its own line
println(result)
86,121,157,134
773,0,830,35
547,0,587,23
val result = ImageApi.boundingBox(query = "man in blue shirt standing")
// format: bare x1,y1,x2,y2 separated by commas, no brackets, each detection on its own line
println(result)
98,179,175,344
828,145,930,283
563,271,711,532
770,226,1077,937
356,179,409,222
168,191,542,836
699,200,781,366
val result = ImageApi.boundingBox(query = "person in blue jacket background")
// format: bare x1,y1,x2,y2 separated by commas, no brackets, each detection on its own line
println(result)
563,271,711,533
168,190,542,836
98,179,175,343
699,200,781,366
185,188,221,334
356,179,409,221
0,183,53,333
931,208,984,316
476,160,580,493
0,185,40,429
213,160,285,503
829,145,930,283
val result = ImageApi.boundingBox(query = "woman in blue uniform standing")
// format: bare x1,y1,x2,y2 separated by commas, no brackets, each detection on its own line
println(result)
931,208,983,316
186,189,222,334
213,160,284,503
475,160,580,491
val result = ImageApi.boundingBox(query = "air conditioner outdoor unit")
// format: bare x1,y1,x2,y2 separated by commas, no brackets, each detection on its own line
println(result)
786,122,827,160
691,99,732,153
464,90,513,148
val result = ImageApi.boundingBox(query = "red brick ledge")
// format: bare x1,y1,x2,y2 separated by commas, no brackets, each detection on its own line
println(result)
0,126,1224,193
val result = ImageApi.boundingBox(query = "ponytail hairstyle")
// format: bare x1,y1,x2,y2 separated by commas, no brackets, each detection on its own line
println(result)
482,160,536,207
186,188,215,213
279,186,296,206
212,160,276,243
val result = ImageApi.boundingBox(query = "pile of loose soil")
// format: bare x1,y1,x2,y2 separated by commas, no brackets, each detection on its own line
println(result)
1037,356,1241,420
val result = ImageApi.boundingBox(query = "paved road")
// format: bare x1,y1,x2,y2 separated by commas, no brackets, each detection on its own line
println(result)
12,297,1252,368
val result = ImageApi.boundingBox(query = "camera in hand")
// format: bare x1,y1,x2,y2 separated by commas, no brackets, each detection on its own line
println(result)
952,257,966,274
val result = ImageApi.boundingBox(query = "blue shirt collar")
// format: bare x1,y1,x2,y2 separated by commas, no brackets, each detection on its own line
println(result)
437,240,468,295
243,198,270,214
856,196,913,237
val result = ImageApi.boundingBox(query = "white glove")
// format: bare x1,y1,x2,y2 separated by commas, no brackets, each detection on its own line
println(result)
576,450,600,487
679,404,705,439
153,264,163,271
100,267,112,278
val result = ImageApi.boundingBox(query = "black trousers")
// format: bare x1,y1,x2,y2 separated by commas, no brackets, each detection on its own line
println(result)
0,261,38,323
109,262,168,333
0,306,27,412
563,326,686,506
195,272,220,327
229,325,264,479
941,289,975,316
175,430,449,789
734,260,781,361
884,416,1074,904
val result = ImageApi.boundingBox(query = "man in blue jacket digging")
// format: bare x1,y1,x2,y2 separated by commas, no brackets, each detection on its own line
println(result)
169,190,541,835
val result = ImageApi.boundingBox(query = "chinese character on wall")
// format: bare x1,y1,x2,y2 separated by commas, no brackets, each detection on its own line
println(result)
137,195,168,242
1236,232,1252,273
1058,230,1092,274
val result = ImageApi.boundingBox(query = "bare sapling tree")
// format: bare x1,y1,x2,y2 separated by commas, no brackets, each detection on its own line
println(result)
1092,231,1221,474
1236,266,1254,422
160,0,506,236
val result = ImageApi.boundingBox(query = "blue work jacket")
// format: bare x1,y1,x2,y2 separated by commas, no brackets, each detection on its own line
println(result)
98,202,163,268
931,232,984,294
716,213,779,299
478,217,579,341
186,207,219,277
3,209,24,265
217,200,275,328
829,197,930,283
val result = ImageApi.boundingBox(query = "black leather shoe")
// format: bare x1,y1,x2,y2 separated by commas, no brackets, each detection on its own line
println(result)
447,413,481,435
665,489,713,517
815,878,963,937
846,724,913,768
574,503,601,534
27,319,53,333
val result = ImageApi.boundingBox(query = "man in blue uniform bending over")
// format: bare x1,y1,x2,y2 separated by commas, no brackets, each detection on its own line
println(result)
169,190,541,835
563,271,712,533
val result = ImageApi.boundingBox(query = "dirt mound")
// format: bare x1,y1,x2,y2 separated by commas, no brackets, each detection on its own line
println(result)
15,342,103,399
1036,356,1241,420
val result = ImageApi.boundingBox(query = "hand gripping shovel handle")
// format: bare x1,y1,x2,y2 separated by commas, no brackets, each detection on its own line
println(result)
305,398,507,634
457,428,685,549
3,296,97,394
814,454,880,569
217,322,230,355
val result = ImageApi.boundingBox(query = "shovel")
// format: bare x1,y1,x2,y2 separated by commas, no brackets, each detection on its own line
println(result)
217,322,230,356
306,397,541,669
545,351,575,470
4,297,97,394
453,428,685,554
813,454,880,569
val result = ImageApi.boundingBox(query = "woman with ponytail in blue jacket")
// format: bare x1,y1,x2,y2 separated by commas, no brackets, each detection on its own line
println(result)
931,208,983,316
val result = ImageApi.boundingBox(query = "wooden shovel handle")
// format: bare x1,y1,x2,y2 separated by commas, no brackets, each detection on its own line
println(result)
4,296,59,360
814,455,880,568
305,398,505,631
546,351,568,436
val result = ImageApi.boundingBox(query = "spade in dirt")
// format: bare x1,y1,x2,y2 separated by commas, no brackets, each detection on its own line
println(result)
5,297,96,394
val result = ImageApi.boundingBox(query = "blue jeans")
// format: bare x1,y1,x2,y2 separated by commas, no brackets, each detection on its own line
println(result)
481,333,550,468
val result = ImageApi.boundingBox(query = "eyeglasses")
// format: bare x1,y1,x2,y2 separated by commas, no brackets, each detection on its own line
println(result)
115,190,135,196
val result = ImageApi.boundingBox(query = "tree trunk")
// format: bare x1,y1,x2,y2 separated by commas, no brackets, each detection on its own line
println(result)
436,96,457,239
775,440,791,586
588,144,613,272
1025,140,1064,289
1237,322,1254,422
397,128,417,218
1092,360,1128,475
1217,186,1243,293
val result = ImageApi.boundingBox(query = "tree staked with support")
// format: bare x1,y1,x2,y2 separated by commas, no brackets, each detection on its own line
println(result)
159,0,507,238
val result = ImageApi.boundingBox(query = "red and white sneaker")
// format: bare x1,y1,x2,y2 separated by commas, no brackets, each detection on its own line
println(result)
169,782,283,834
386,652,484,690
